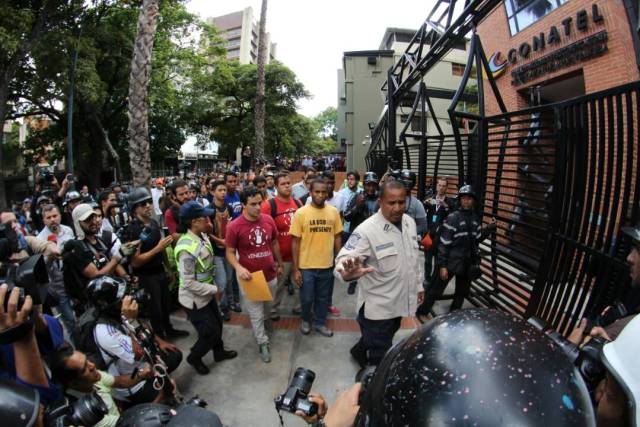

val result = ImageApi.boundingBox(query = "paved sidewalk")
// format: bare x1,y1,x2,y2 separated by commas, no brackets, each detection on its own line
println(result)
170,276,462,426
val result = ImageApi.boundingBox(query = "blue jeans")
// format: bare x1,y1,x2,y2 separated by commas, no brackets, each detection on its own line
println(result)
55,293,77,344
218,256,240,312
300,268,333,327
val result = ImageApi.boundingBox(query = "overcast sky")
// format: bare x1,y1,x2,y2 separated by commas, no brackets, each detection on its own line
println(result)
187,0,437,118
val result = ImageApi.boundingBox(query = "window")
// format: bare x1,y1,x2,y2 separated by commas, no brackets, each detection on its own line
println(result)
504,0,568,35
452,63,465,76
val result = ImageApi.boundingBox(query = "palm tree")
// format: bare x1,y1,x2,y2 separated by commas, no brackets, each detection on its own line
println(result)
254,0,268,165
127,0,160,187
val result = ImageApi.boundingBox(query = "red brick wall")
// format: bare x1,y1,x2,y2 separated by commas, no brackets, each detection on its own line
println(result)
478,0,640,115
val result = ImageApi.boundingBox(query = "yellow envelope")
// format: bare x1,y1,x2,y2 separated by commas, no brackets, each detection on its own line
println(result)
238,270,273,302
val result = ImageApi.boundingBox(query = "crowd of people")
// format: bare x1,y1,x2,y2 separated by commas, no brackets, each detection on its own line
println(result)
0,159,638,426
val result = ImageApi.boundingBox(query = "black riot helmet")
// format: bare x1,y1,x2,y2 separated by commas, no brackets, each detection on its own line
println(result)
363,172,378,185
86,276,127,313
458,184,477,199
0,378,40,427
355,308,595,427
63,191,82,207
116,403,223,427
127,187,153,210
400,169,416,191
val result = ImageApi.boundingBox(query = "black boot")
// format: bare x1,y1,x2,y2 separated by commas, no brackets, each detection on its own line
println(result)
214,348,238,362
350,341,367,368
187,354,210,375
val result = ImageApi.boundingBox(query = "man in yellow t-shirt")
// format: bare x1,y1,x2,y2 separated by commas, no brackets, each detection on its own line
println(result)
290,178,343,337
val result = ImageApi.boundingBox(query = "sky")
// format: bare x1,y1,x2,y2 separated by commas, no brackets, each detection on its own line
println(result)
186,0,437,118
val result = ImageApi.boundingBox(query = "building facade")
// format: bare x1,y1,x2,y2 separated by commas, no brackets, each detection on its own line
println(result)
208,7,276,65
478,0,640,113
337,27,475,174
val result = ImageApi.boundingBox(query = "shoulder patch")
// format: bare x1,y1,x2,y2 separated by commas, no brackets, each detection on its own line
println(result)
344,232,361,250
375,242,394,251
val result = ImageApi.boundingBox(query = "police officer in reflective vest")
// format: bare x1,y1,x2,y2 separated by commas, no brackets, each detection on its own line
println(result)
175,201,237,375
421,185,496,315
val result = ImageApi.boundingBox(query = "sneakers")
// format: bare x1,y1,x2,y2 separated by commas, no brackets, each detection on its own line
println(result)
230,302,242,313
314,325,334,337
259,343,271,363
347,281,357,295
300,321,311,335
187,354,210,375
328,306,341,316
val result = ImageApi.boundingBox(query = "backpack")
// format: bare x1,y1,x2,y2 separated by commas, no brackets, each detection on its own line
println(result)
268,198,301,219
75,307,122,371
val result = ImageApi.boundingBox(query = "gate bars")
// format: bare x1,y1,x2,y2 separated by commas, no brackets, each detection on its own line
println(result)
365,0,640,330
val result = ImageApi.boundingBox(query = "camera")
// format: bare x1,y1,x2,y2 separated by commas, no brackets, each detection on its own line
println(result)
128,287,150,305
44,392,107,427
274,367,318,417
528,316,606,390
0,254,49,306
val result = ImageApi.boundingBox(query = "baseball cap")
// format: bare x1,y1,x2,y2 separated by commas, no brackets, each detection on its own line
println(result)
179,201,214,220
72,203,95,223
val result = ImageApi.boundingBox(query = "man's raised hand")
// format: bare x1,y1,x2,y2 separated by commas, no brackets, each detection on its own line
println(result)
337,257,374,282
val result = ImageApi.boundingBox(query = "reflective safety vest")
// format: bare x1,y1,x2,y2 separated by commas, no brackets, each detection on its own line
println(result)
174,234,215,288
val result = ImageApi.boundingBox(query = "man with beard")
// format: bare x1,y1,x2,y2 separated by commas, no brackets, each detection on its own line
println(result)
62,204,133,306
163,179,191,240
36,204,77,340
124,187,188,340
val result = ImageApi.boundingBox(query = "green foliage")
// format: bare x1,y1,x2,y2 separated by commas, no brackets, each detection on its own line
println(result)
8,0,227,184
312,107,337,141
202,60,311,159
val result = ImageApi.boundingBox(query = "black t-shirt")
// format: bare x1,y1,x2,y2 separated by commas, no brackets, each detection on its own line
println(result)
124,218,164,275
209,202,233,257
64,237,112,278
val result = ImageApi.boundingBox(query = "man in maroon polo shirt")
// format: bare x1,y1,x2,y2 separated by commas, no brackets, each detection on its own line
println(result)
226,186,284,363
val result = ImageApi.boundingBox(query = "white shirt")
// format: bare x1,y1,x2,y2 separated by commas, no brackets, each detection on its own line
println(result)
36,224,75,246
94,323,145,400
306,191,345,212
151,187,163,216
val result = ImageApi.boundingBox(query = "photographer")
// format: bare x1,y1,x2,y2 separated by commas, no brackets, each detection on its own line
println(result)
50,342,153,427
565,224,640,427
62,204,132,306
1,210,59,262
124,187,188,340
0,284,65,405
86,281,182,405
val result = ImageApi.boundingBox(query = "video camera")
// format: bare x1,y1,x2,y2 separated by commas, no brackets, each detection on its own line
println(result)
528,316,606,390
274,367,318,417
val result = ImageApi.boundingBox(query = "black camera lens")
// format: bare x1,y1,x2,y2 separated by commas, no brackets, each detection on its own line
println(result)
70,393,108,426
291,368,315,396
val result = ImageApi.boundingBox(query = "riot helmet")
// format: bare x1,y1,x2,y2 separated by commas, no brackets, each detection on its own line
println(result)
400,169,416,190
127,187,152,210
0,378,39,427
364,172,378,185
355,308,595,427
458,184,477,199
86,276,127,313
63,191,82,207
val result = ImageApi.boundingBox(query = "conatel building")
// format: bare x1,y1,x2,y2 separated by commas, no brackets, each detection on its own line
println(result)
477,0,640,112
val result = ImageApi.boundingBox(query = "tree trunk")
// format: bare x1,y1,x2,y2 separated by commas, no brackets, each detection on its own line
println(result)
254,0,268,165
127,0,160,188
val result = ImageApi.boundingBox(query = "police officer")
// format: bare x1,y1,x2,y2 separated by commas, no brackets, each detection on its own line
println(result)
335,180,424,369
420,185,496,315
175,201,237,375
343,172,380,295
124,187,188,340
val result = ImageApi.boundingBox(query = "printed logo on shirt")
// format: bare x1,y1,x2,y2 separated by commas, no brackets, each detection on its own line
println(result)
248,226,268,247
345,232,361,250
309,218,335,233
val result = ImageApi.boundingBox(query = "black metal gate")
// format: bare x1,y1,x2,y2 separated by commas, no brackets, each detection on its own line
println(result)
473,82,640,333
